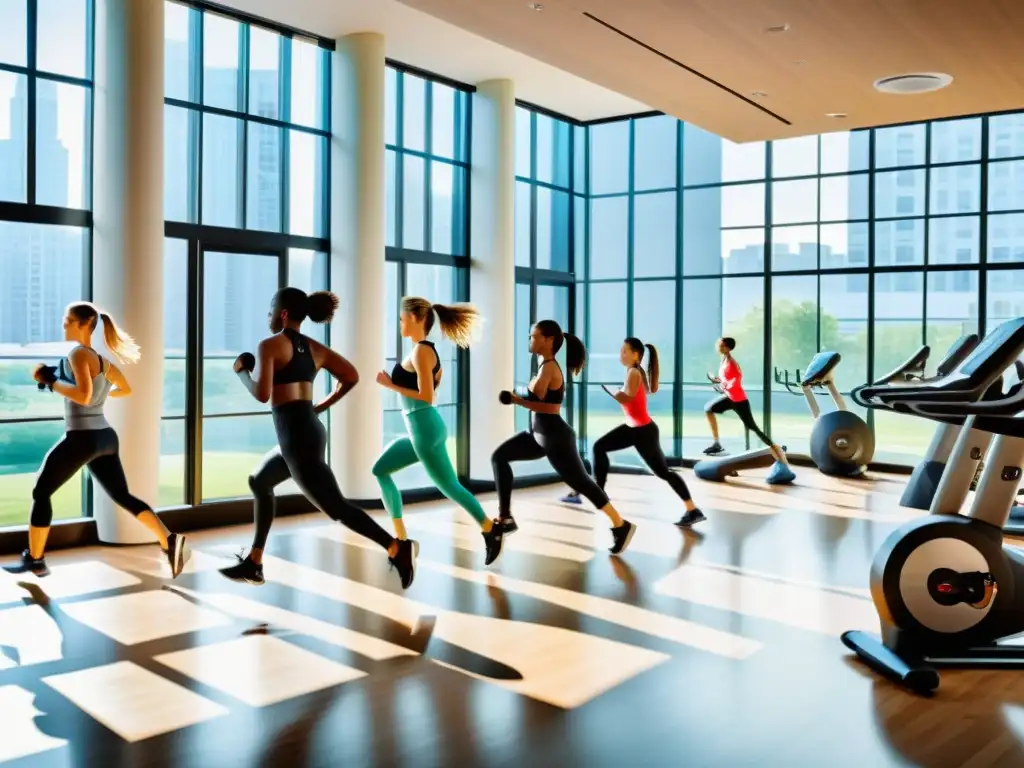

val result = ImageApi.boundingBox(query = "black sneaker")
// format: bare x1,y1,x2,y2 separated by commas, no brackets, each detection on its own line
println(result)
3,550,50,577
164,533,191,579
482,522,505,566
559,492,582,504
219,553,265,586
702,442,725,456
498,516,519,536
390,539,418,590
610,520,636,555
676,509,707,528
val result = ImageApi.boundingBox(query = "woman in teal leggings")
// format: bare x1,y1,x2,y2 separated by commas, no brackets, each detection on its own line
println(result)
374,297,505,566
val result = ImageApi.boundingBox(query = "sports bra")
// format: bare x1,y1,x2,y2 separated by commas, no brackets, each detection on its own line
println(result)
524,359,565,405
391,341,441,391
273,328,316,385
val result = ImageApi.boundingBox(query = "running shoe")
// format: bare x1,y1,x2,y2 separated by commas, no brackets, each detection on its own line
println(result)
610,520,636,555
3,550,50,577
219,553,265,586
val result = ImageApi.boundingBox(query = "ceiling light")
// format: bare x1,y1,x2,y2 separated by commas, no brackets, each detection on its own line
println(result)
527,2,544,9
764,23,790,33
826,112,848,118
751,91,768,98
794,60,807,66
874,73,953,95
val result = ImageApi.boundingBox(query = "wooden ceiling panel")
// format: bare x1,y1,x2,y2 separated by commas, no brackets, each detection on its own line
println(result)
401,0,1024,141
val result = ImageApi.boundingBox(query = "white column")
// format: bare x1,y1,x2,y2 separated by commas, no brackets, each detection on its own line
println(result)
469,79,516,481
91,0,164,543
330,34,385,497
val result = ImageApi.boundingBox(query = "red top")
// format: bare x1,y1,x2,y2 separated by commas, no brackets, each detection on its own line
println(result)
719,357,746,402
622,371,653,427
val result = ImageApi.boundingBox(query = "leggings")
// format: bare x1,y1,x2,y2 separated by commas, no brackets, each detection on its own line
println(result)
31,428,150,528
706,395,773,447
249,401,394,551
373,406,486,524
492,413,609,515
593,422,691,502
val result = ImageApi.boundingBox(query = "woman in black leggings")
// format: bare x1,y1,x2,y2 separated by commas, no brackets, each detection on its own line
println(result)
493,320,636,554
561,337,706,527
219,287,417,589
4,302,189,579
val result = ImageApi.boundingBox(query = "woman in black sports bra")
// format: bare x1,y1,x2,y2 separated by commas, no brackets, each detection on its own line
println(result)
494,320,636,554
220,287,417,590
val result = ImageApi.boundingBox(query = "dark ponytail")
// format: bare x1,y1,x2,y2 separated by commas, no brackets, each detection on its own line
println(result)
721,336,736,352
625,337,658,393
306,291,339,324
534,319,586,377
275,287,339,324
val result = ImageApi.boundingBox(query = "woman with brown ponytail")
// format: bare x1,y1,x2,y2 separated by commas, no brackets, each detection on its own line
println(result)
4,302,189,579
560,337,706,527
494,320,637,555
374,297,506,566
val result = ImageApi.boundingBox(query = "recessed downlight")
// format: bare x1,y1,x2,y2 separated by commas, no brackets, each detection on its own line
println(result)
826,112,848,118
764,23,790,33
751,91,768,98
874,73,953,95
527,2,544,9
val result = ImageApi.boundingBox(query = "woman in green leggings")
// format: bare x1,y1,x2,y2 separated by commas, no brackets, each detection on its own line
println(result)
374,297,505,566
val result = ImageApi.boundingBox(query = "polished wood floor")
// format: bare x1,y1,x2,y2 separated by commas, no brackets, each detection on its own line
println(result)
2,467,1024,768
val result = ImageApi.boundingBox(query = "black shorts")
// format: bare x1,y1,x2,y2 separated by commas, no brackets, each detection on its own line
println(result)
706,394,742,415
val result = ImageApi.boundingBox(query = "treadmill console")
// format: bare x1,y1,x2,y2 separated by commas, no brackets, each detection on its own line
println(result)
801,352,841,386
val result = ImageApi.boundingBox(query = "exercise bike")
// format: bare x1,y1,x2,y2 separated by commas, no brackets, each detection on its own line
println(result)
842,316,1024,694
774,352,873,477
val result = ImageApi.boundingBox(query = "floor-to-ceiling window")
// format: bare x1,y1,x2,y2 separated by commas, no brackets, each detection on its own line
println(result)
578,110,1024,469
0,0,93,527
160,1,330,507
513,103,578,475
383,65,470,487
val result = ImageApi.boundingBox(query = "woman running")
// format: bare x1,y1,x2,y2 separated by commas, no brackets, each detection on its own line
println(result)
373,297,504,565
218,287,417,589
704,336,788,466
493,320,636,554
560,337,706,527
4,302,189,579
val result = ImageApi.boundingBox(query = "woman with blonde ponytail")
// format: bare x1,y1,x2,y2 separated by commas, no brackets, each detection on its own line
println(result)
374,297,506,566
5,303,190,579
560,337,705,527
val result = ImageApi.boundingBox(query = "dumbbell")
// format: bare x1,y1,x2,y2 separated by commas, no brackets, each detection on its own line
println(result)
498,390,513,405
34,364,58,392
236,352,256,373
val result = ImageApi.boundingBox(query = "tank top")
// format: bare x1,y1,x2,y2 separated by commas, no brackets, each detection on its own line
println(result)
391,341,441,413
273,328,317,385
621,368,652,427
719,357,746,402
63,348,114,431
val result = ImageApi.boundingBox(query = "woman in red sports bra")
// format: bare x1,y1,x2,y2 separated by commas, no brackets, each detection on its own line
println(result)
560,337,705,527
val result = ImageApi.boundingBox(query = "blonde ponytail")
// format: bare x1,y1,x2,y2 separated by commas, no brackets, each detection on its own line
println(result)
99,312,141,365
431,302,481,348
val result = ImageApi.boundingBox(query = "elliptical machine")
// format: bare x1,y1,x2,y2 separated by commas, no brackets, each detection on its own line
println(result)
774,352,874,477
842,317,1024,694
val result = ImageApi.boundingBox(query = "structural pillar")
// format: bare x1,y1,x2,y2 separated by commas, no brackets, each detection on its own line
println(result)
92,0,164,543
330,34,386,497
469,80,516,481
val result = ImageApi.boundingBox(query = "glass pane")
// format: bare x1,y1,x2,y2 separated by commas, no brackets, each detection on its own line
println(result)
633,192,676,278
515,106,531,179
875,169,925,218
514,180,531,267
682,187,765,275
35,81,87,208
37,0,87,78
158,419,185,508
537,284,570,389
536,114,570,188
987,160,1024,212
536,187,570,271
772,178,817,224
682,122,765,185
988,114,1024,160
0,0,28,66
926,271,978,353
820,222,869,270
163,238,188,418
587,282,627,382
290,38,325,129
164,1,194,101
573,124,586,194
770,275,819,454
430,160,461,255
875,123,926,169
202,250,279,415
288,130,324,237
246,122,282,231
514,282,531,391
771,225,818,272
402,74,426,152
633,280,676,382
573,194,585,273
201,113,242,227
203,13,241,111
248,26,280,120
987,270,1024,330
931,118,982,164
820,273,868,390
988,213,1024,264
633,115,677,191
402,154,425,250
721,184,765,227
385,66,397,146
202,415,284,500
385,262,399,363
164,104,196,222
0,72,28,203
589,121,629,195
772,135,818,178
875,218,924,267
820,174,869,221
820,130,869,174
589,196,628,279
431,82,456,160
928,216,979,265
287,249,329,351
0,421,84,526
929,164,980,214
385,149,397,247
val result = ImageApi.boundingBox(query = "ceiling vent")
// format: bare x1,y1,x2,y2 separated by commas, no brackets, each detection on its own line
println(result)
874,73,953,95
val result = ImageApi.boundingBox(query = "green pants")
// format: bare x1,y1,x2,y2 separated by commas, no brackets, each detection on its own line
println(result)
372,405,486,524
